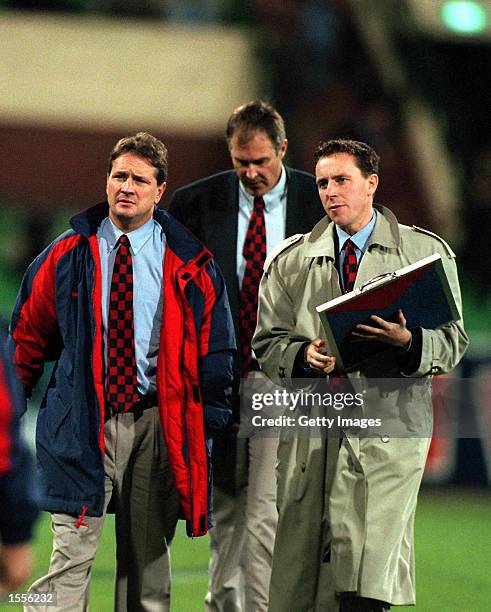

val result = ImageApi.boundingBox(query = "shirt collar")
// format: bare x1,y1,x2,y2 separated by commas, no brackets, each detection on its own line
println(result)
100,216,156,254
238,164,287,212
336,209,377,254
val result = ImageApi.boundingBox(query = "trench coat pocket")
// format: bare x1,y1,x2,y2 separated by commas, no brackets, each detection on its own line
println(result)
293,437,309,501
398,379,433,436
275,436,312,508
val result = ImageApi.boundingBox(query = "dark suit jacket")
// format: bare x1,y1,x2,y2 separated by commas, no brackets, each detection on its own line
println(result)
168,167,325,491
168,168,324,343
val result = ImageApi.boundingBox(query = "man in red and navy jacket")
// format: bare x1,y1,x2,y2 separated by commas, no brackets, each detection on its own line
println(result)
9,132,235,611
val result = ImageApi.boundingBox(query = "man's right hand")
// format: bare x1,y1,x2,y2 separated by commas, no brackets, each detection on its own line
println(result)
304,339,336,375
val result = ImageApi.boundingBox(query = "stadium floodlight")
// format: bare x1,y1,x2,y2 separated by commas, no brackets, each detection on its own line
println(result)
441,1,487,34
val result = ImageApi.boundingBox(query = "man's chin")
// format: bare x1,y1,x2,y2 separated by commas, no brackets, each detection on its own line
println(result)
327,210,347,225
109,209,136,231
113,203,135,214
112,210,134,223
244,184,266,197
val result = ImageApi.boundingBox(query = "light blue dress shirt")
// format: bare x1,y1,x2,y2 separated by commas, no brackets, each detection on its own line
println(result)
97,216,165,395
336,210,377,291
236,165,287,286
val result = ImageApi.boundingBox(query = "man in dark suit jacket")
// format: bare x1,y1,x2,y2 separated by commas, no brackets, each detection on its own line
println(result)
168,101,324,612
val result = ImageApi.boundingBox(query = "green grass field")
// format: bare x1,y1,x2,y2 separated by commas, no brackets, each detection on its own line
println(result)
1,487,490,611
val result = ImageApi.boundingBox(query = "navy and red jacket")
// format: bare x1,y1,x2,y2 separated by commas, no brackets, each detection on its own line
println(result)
9,203,235,537
0,326,39,544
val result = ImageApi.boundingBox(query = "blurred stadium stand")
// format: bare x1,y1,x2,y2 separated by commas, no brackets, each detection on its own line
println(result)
0,0,489,487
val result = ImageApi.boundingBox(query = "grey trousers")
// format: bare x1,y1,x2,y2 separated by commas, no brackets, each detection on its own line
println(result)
25,405,180,612
205,373,279,612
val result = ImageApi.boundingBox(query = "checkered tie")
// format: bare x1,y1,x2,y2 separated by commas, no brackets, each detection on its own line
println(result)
342,239,358,293
106,234,138,413
239,196,266,377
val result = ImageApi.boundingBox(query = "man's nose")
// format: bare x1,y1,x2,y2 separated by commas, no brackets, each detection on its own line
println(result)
325,181,336,197
121,178,135,192
245,164,259,180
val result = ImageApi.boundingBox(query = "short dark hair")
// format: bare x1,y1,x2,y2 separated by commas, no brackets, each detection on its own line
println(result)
314,139,379,177
108,132,168,185
226,100,286,152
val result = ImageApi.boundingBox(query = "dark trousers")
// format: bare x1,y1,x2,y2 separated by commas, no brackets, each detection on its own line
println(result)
339,594,391,612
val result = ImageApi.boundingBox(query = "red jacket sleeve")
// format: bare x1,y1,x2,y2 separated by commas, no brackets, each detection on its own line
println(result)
10,234,80,394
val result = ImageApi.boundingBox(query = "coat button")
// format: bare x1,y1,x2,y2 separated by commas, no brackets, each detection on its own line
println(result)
381,435,390,443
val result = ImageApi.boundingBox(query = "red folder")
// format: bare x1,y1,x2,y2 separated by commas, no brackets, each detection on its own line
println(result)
316,254,460,371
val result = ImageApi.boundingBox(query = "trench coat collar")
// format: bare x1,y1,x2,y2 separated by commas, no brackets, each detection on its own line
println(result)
303,204,401,259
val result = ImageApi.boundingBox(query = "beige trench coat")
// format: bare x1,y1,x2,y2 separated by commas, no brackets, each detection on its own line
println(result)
252,206,469,611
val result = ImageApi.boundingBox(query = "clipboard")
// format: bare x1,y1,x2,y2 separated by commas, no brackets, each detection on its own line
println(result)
316,254,460,371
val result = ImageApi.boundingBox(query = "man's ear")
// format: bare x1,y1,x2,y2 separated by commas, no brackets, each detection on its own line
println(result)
279,139,288,159
368,173,378,195
155,182,167,204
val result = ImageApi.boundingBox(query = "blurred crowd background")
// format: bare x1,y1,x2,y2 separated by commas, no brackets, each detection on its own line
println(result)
0,0,490,488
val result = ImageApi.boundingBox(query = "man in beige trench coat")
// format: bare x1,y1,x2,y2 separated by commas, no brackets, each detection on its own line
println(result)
252,139,469,611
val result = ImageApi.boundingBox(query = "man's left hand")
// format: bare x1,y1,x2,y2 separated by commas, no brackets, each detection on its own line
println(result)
352,309,411,349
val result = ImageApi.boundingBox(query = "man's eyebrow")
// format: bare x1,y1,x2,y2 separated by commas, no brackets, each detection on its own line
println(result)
113,170,149,181
316,173,349,184
234,156,269,165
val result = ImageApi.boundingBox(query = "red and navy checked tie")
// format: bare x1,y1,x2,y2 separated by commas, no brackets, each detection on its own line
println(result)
106,234,138,413
239,196,266,378
342,239,358,293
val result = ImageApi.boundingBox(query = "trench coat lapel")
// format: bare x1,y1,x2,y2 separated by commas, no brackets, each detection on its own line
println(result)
355,205,402,286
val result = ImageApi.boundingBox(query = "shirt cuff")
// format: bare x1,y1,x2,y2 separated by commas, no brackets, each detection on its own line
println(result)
292,342,313,377
397,327,423,375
